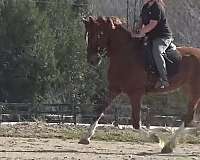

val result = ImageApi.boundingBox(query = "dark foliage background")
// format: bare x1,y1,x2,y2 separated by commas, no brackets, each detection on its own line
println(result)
0,0,199,118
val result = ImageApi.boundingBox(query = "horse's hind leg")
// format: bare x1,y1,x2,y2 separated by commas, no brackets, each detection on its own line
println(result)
184,97,200,127
79,90,120,144
183,83,200,127
161,96,200,153
185,60,200,126
161,67,200,153
161,93,200,153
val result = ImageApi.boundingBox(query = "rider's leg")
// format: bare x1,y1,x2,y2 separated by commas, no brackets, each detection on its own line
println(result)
144,39,156,72
152,37,172,88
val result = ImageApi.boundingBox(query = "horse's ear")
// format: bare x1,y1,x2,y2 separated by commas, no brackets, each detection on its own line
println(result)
89,16,95,23
107,17,116,30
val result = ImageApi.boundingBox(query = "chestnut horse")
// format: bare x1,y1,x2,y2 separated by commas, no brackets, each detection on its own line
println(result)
79,16,200,150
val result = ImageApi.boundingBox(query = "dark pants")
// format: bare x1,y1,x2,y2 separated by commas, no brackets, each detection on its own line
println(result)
152,37,172,81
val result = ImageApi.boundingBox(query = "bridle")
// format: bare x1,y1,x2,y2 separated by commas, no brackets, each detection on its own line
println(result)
85,29,108,63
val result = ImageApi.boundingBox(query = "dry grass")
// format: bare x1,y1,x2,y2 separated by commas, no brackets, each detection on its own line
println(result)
0,122,200,144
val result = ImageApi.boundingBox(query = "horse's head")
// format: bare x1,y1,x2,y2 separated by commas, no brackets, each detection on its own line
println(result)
82,16,117,65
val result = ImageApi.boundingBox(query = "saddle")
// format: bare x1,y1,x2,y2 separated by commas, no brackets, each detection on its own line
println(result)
143,39,182,78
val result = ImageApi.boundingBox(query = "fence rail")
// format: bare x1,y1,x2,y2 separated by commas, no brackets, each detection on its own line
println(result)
0,103,80,124
0,102,183,127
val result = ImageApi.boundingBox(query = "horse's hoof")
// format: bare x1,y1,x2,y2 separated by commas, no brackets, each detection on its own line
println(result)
161,145,173,153
78,138,90,145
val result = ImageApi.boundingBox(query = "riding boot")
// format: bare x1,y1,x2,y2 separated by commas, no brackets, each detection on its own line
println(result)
155,77,169,89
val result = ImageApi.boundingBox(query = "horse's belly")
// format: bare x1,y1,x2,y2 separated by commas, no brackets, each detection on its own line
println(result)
108,68,146,91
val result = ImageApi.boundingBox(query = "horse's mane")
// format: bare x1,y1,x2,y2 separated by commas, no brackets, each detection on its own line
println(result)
109,16,126,25
99,16,140,41
96,16,131,33
95,16,142,47
107,16,133,33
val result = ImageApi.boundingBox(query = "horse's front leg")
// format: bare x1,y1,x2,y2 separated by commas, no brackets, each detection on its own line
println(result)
128,92,143,129
79,91,119,144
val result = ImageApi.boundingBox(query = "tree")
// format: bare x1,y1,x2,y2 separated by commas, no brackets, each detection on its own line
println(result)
0,0,108,112
0,0,41,102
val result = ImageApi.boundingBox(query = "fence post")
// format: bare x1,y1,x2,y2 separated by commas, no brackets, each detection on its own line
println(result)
126,0,129,28
0,104,2,124
145,106,151,129
113,105,119,127
73,105,77,125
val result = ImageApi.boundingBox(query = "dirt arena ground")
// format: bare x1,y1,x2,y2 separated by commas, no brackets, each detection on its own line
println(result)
0,122,200,160
1,137,200,160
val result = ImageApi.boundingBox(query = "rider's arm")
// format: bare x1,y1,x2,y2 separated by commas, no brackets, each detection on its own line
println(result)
140,2,161,35
140,20,158,35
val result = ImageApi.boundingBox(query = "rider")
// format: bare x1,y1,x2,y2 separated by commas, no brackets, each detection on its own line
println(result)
134,0,173,89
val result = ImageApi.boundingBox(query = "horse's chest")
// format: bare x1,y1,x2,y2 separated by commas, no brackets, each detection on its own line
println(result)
108,64,140,83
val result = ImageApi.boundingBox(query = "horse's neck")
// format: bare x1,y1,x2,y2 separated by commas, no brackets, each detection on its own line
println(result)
107,31,143,70
108,28,142,59
109,29,129,51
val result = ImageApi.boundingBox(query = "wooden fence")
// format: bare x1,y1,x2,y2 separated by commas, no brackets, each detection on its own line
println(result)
0,102,182,127
0,103,80,124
